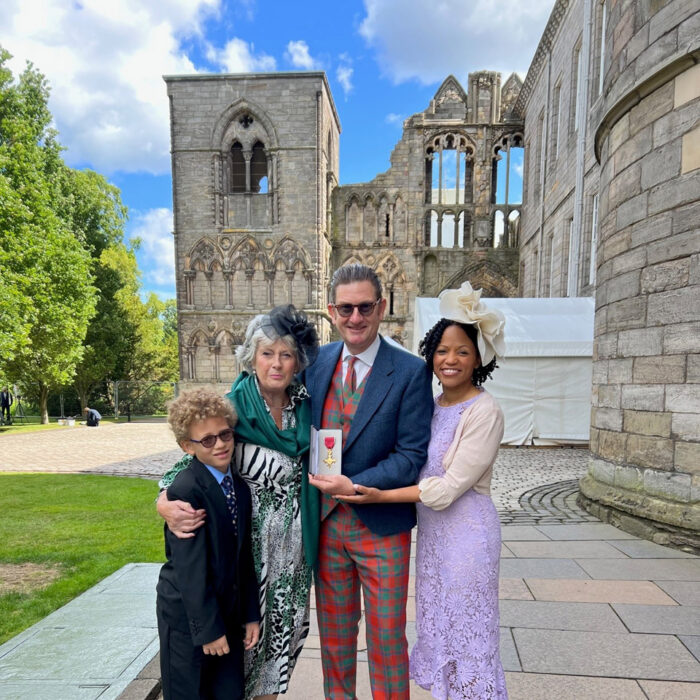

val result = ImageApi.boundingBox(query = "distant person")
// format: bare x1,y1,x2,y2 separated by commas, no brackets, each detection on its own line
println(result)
337,282,508,699
157,388,260,700
83,406,101,427
1,387,12,424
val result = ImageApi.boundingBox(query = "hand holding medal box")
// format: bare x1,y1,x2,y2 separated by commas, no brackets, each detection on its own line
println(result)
309,427,342,476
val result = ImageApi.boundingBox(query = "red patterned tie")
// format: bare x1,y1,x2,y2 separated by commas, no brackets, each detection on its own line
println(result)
344,356,357,395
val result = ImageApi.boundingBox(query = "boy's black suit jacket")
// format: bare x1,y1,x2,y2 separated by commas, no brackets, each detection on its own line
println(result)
156,457,260,647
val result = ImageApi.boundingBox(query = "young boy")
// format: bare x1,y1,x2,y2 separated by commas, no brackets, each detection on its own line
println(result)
157,388,260,700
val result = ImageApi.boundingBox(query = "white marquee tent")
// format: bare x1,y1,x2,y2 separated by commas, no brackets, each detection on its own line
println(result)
413,297,595,445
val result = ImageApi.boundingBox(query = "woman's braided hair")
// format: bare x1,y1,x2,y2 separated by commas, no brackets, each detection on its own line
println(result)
418,318,498,387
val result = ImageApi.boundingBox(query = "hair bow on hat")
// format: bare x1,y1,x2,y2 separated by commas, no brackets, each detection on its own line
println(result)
438,282,506,364
266,304,320,367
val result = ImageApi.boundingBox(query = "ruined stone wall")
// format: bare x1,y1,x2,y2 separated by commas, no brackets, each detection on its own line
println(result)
331,74,522,347
166,72,339,382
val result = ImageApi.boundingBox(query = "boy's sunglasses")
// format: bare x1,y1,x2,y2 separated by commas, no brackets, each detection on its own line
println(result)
331,300,381,317
189,428,234,449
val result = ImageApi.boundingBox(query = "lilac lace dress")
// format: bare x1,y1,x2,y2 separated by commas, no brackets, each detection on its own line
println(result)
410,395,508,699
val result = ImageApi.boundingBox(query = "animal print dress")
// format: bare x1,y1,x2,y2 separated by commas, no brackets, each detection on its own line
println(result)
237,402,311,697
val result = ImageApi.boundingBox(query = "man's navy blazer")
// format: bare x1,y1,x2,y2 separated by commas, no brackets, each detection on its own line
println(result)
304,336,434,536
156,458,260,646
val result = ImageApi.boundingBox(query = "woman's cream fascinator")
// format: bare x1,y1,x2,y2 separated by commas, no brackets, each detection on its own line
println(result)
438,282,506,365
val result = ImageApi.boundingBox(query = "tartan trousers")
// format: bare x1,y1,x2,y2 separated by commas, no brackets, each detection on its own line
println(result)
316,502,411,700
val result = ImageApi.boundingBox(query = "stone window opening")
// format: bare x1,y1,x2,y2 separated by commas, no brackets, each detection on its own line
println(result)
492,134,523,247
385,213,391,238
424,134,474,205
231,142,246,192
571,38,583,133
389,289,395,316
229,138,270,194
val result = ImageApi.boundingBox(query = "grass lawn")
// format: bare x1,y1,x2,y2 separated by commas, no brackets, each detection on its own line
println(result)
0,473,164,644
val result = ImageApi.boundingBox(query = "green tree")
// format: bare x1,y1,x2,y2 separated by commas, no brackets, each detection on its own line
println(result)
0,49,96,422
58,168,134,410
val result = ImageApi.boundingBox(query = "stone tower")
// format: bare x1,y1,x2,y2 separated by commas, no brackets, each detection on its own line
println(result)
164,72,340,385
331,72,523,345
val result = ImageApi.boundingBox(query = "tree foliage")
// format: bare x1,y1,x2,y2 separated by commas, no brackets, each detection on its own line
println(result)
0,49,96,421
0,47,178,421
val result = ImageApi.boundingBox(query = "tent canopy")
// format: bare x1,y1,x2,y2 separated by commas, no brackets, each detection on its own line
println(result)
413,296,595,445
413,296,594,357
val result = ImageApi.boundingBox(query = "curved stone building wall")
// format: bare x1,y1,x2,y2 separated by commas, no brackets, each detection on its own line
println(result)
579,2,700,550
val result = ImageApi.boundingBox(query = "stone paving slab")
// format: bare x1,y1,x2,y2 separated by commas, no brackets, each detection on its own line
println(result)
500,600,628,632
612,604,700,636
679,636,700,662
506,540,628,559
655,580,700,606
499,578,534,600
608,539,700,558
499,627,521,672
499,557,591,579
524,578,680,605
577,558,700,581
533,523,639,540
503,672,646,700
638,679,700,700
512,628,700,681
501,525,552,540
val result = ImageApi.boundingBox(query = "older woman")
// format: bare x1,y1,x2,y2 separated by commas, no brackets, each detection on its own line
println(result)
157,304,319,700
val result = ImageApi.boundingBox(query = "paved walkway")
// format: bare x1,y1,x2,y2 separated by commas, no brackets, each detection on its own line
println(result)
0,423,698,699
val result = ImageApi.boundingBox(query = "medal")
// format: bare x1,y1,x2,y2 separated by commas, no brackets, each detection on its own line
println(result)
323,436,336,469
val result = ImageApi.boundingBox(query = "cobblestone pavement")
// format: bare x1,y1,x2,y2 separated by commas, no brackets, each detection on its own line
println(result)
0,423,591,520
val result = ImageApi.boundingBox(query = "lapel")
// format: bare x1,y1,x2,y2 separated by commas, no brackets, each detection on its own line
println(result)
344,337,393,451
310,343,343,427
191,458,237,542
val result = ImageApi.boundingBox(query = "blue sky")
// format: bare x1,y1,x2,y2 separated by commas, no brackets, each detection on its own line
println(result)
1,0,551,299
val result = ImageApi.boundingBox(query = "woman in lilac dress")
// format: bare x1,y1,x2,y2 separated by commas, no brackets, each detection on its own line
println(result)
338,282,508,699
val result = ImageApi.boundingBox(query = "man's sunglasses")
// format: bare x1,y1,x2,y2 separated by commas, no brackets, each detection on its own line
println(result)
331,300,381,317
189,428,234,449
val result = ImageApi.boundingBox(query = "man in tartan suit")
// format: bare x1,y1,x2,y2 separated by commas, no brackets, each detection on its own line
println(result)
306,263,434,699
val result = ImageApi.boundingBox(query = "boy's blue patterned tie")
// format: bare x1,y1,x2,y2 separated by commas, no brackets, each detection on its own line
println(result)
221,475,238,535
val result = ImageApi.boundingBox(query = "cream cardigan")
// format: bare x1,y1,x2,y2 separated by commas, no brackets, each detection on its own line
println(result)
418,390,504,511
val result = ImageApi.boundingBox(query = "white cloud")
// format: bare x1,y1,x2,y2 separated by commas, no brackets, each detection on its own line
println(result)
0,0,223,175
360,0,552,85
130,208,175,288
208,37,276,72
284,40,320,70
336,54,354,96
385,112,404,126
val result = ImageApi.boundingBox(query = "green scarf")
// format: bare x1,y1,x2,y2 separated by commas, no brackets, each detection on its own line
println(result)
226,371,319,570
226,371,310,459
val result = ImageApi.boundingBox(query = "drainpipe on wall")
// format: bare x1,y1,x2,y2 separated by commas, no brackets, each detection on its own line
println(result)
536,50,552,296
569,0,593,296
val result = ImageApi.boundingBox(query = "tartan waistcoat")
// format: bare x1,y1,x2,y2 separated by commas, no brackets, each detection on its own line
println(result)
320,354,371,518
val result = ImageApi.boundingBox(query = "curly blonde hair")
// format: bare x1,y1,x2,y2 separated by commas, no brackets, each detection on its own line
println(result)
167,388,237,445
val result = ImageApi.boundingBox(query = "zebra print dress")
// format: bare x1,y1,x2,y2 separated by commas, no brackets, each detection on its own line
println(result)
236,407,311,697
